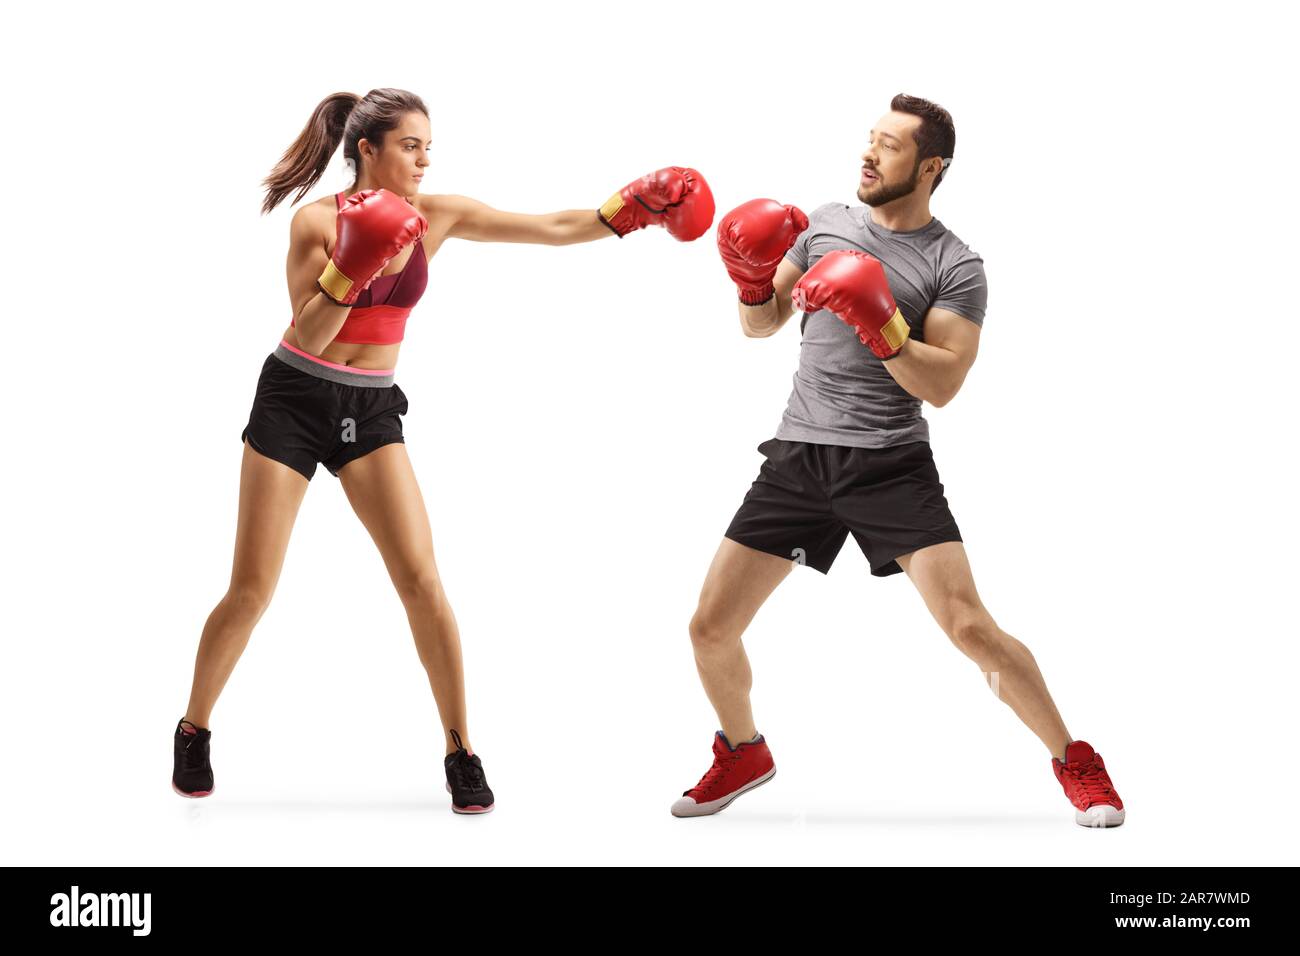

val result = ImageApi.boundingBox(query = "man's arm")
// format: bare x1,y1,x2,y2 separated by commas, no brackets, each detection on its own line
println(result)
738,257,805,338
422,193,611,246
882,307,981,407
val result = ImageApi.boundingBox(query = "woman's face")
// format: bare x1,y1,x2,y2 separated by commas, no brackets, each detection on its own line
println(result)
359,111,432,198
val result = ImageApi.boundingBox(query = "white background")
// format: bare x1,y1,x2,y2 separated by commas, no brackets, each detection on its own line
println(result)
2,0,1296,866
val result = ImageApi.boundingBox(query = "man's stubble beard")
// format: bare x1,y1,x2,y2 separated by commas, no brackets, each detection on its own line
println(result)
858,160,922,207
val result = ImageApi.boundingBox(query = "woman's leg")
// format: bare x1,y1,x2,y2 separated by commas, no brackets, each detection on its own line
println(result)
336,443,468,756
182,443,310,727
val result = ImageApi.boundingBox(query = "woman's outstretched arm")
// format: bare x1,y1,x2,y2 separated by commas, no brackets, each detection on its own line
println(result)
427,193,612,246
425,165,714,246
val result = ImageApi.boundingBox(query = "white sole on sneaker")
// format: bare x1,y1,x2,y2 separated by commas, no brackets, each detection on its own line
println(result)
1076,804,1125,828
671,767,777,817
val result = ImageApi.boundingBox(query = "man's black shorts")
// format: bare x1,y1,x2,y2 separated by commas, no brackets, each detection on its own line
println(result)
240,344,408,481
724,438,962,576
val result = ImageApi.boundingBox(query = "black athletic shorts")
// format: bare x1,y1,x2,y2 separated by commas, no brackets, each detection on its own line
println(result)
724,438,962,576
240,342,408,481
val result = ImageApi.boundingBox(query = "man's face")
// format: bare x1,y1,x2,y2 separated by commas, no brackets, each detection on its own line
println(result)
857,111,924,207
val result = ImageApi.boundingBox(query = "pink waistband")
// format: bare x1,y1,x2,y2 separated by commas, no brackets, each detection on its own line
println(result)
277,339,395,376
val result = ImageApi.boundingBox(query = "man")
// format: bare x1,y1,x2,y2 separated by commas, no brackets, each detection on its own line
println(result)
672,93,1125,828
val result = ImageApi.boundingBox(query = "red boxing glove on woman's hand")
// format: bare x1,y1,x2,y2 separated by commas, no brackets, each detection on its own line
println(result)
717,199,809,305
318,189,428,306
597,166,715,241
791,249,911,360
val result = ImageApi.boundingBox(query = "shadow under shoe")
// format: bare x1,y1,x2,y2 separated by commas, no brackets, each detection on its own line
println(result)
173,718,214,798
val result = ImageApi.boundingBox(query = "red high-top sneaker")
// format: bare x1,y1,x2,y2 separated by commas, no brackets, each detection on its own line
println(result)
1053,740,1125,828
671,731,776,817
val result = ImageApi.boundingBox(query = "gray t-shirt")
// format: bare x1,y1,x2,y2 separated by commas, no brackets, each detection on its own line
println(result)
777,201,988,448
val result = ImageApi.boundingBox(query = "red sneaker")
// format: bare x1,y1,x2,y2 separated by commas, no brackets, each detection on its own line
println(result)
671,731,776,817
1053,740,1126,828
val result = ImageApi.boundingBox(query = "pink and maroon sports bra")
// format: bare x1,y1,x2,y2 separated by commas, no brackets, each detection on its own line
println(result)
290,190,429,345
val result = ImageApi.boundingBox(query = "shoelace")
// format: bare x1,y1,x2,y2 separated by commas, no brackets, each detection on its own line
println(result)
446,729,487,792
1060,759,1115,806
450,752,487,791
691,749,741,793
179,734,209,773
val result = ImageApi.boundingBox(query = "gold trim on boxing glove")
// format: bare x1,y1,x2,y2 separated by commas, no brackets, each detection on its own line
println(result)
880,309,911,351
317,260,354,303
598,192,625,225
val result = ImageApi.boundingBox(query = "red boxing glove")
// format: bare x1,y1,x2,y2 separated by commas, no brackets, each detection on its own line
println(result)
791,250,911,360
318,189,428,306
597,166,715,241
716,199,809,305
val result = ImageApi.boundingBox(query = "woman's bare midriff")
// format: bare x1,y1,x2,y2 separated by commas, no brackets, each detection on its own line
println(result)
279,327,402,370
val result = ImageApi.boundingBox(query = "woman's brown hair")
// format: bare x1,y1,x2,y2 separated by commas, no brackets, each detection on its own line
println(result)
260,88,429,215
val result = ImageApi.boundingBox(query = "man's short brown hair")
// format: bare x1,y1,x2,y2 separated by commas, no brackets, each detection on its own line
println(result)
890,93,956,194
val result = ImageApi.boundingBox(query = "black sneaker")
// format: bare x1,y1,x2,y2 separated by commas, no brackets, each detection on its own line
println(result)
443,728,493,814
173,718,214,798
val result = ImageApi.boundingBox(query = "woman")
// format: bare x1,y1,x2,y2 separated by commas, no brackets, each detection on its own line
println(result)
172,88,714,813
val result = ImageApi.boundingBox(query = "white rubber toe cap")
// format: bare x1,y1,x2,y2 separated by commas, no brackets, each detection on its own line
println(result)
1077,804,1126,828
